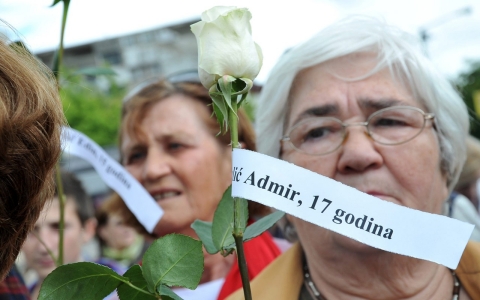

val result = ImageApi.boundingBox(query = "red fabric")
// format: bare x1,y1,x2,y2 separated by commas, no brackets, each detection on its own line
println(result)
217,231,281,300
0,266,30,300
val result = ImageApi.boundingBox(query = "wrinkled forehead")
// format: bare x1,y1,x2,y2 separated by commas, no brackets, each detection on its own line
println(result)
296,52,413,88
318,52,382,79
285,53,416,126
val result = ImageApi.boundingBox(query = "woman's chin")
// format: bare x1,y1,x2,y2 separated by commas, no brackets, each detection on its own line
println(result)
332,233,381,254
153,219,196,238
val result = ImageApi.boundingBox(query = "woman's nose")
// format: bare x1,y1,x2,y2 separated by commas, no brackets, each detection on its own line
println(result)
141,149,172,182
337,126,383,173
37,228,58,252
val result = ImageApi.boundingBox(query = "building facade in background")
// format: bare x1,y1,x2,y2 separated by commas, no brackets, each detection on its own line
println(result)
37,19,199,200
35,18,260,200
36,18,199,88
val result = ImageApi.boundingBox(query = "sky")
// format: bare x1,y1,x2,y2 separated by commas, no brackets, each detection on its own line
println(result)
1,0,480,83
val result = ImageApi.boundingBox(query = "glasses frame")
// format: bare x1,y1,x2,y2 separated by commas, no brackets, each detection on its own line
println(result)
281,106,435,156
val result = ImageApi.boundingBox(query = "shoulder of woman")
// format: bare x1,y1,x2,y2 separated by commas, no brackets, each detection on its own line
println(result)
226,243,303,300
456,241,480,299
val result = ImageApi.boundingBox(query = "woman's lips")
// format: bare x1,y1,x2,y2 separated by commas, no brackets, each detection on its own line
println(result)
37,258,55,268
151,191,181,202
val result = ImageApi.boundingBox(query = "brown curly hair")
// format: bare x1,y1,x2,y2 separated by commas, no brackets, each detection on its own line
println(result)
0,38,65,278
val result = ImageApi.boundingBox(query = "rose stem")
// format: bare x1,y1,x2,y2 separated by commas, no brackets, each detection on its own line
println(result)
229,98,253,300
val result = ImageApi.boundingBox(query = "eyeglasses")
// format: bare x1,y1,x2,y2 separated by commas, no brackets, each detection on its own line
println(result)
281,106,435,156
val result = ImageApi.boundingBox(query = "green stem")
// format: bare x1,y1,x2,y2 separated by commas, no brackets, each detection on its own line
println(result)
233,234,252,300
229,98,252,300
52,0,70,81
117,278,156,297
229,99,242,237
229,100,240,149
52,0,70,267
55,164,65,266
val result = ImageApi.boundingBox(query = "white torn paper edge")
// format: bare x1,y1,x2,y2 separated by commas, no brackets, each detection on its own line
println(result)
61,127,163,233
232,149,474,269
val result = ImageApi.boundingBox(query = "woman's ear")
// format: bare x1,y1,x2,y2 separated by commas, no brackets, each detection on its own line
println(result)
240,142,246,149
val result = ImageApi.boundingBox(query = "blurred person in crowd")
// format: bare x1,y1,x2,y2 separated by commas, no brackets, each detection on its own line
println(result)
22,171,123,300
0,34,65,299
447,135,480,241
115,75,282,299
455,135,480,212
96,193,148,269
229,16,479,299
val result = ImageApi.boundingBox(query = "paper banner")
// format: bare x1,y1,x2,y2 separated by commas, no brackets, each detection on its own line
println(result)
232,149,474,269
61,127,163,233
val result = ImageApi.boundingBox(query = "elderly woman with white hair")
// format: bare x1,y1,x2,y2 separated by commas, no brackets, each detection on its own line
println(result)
229,16,480,300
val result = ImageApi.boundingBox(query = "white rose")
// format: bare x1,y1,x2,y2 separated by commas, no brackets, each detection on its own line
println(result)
191,6,263,90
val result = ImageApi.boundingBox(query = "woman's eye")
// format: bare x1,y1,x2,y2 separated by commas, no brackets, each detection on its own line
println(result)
374,118,408,127
50,222,62,231
127,151,146,164
303,127,330,142
168,142,184,151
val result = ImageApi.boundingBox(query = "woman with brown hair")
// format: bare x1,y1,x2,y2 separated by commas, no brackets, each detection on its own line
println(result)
115,74,281,299
0,35,65,298
95,194,148,269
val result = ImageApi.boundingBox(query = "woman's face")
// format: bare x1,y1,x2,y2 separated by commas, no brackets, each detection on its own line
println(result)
121,94,232,237
99,214,138,250
282,54,448,252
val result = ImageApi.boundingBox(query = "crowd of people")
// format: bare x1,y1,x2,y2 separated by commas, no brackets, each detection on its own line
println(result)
1,15,479,300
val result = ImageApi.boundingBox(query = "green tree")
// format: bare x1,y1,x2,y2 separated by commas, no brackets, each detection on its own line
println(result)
456,60,480,139
60,71,125,146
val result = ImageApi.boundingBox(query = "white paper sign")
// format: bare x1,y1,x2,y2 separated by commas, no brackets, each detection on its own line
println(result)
232,149,474,269
61,127,163,233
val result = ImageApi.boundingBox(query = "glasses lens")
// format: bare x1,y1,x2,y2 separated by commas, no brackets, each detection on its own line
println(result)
368,107,426,145
289,118,344,155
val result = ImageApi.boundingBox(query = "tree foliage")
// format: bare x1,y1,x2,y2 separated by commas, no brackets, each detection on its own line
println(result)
60,70,125,146
456,60,480,139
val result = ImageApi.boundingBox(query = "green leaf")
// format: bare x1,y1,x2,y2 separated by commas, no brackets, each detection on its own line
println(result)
212,101,226,134
59,72,125,146
209,84,228,132
231,78,253,108
191,220,219,254
212,186,235,254
157,285,183,300
218,75,235,113
72,67,117,77
142,234,203,292
237,92,249,109
231,78,247,94
50,0,69,7
243,211,286,242
38,262,123,300
235,78,253,95
117,265,156,300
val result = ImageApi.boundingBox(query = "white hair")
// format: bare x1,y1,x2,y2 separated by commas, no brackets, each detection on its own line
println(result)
256,16,468,191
